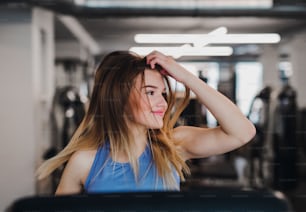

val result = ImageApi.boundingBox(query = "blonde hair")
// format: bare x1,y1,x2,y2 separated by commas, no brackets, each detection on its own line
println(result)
37,51,190,189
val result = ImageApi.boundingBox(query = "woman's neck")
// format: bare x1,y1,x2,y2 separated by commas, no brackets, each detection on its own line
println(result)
112,126,148,163
130,126,148,153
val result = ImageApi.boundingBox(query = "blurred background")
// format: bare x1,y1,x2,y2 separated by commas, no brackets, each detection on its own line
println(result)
1,0,306,211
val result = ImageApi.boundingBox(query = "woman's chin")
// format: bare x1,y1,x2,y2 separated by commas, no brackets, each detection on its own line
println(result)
148,122,163,129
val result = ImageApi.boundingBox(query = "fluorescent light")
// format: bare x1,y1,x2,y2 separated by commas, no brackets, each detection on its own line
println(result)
194,26,227,47
74,0,85,6
129,45,233,58
209,27,228,35
75,0,272,9
196,0,273,8
210,34,281,44
134,33,281,45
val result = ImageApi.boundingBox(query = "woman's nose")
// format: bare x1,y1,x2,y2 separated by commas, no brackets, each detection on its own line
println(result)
157,94,168,108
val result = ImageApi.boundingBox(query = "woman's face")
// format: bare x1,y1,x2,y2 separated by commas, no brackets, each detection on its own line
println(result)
127,69,168,130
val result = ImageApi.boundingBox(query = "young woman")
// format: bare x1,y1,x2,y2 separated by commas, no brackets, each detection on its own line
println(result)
37,50,255,195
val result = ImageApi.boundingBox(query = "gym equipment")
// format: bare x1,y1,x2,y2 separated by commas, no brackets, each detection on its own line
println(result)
10,188,292,212
271,57,298,191
272,83,298,190
247,86,272,188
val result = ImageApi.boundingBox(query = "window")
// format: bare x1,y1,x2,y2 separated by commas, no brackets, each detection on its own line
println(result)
235,62,263,116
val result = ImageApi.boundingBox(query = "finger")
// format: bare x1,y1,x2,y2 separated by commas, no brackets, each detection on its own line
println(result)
145,51,157,61
148,58,165,70
146,51,165,64
148,58,158,69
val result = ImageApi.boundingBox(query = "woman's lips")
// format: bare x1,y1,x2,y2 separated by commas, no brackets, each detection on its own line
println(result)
152,111,165,116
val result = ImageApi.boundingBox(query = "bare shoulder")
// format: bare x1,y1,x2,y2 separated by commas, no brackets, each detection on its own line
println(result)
71,149,97,163
173,125,207,140
55,149,97,195
172,125,212,160
68,149,97,183
172,125,187,138
172,126,199,159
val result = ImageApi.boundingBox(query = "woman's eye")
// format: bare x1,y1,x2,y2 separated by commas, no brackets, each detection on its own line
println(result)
146,91,154,96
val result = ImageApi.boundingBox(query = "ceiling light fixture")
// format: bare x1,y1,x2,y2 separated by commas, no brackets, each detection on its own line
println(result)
134,33,281,45
74,0,273,9
194,26,227,47
131,27,280,57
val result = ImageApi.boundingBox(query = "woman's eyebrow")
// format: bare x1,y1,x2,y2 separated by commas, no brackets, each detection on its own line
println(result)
142,85,166,91
142,85,157,89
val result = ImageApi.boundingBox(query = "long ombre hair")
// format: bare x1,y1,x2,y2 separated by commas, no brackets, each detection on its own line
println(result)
37,51,191,189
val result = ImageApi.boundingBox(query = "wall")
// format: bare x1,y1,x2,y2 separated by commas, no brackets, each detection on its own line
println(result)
287,31,306,108
0,8,35,211
259,30,306,109
0,7,54,211
31,7,55,186
260,45,279,90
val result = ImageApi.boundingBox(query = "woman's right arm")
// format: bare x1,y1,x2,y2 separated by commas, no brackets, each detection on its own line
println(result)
55,150,95,195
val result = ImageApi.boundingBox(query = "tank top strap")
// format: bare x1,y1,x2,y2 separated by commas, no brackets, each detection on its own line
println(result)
84,142,110,189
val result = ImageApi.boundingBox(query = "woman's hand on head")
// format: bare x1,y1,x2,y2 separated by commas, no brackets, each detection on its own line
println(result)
145,51,191,83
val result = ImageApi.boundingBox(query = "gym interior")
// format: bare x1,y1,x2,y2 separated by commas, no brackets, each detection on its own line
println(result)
1,0,306,211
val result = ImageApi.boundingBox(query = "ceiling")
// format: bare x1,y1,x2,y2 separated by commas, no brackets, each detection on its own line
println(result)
2,0,306,57
55,17,305,58
56,16,305,41
54,15,306,58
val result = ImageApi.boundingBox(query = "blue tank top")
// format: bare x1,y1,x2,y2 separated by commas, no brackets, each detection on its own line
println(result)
84,142,180,193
